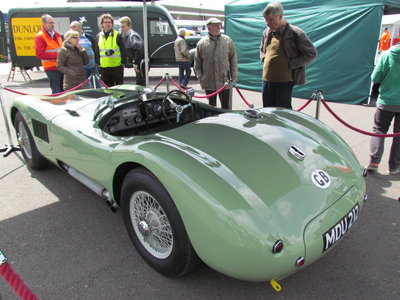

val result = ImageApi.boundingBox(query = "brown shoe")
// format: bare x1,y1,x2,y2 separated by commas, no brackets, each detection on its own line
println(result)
180,84,188,89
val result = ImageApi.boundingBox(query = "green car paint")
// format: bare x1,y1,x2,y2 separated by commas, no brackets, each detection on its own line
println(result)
10,85,366,282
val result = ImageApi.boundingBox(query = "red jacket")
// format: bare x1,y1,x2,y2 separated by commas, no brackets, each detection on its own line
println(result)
34,26,63,71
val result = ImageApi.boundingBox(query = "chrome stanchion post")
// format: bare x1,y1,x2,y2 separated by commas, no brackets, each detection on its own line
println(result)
0,84,21,157
315,89,323,120
227,70,233,109
165,73,170,92
0,85,13,145
96,74,103,89
227,80,234,110
91,74,97,89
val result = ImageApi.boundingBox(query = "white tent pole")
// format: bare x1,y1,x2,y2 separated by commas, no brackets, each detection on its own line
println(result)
143,0,149,86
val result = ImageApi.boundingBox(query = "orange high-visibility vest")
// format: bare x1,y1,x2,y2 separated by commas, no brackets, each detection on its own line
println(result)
37,30,62,69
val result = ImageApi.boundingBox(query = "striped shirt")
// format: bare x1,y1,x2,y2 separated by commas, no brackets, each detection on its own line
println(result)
79,34,96,69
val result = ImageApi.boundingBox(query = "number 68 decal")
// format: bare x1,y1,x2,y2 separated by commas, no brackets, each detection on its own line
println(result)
311,170,331,189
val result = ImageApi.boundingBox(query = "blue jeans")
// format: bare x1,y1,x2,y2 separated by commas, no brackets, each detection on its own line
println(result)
45,70,64,94
177,61,191,86
262,80,294,109
85,65,101,88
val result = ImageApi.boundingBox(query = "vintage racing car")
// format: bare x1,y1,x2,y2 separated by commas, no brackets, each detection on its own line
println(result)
8,85,366,282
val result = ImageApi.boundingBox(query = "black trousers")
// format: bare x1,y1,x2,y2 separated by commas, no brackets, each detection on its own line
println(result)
45,70,64,94
205,89,231,109
100,65,124,87
262,80,294,109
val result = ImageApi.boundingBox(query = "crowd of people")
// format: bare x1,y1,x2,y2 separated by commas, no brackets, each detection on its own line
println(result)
33,2,399,175
34,13,144,94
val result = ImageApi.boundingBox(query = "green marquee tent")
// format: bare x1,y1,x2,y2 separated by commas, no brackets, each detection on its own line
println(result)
225,0,400,104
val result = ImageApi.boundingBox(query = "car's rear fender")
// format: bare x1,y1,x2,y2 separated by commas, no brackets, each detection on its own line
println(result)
112,139,312,281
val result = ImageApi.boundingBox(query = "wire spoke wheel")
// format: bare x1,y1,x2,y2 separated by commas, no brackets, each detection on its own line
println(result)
17,120,33,159
14,112,48,170
130,191,173,259
121,168,200,277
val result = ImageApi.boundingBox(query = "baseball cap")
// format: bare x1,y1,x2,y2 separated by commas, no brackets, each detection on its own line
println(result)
206,17,222,26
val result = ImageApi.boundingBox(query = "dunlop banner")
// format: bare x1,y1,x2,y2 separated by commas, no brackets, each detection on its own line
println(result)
12,18,42,56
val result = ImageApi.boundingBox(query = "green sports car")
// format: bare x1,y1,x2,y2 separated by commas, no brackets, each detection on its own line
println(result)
9,85,366,282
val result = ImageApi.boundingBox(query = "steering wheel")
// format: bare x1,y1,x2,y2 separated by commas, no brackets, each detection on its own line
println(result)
162,89,194,123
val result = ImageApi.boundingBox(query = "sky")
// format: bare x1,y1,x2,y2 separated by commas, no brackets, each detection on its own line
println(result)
1,0,67,12
1,0,233,13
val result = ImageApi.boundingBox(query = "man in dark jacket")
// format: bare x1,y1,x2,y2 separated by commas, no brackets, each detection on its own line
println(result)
260,2,317,109
119,16,145,86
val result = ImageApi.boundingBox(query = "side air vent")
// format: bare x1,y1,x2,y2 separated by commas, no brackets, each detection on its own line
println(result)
32,119,49,143
288,145,305,161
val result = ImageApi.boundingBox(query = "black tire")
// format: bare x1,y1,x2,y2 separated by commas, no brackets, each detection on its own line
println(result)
14,112,48,170
121,168,200,277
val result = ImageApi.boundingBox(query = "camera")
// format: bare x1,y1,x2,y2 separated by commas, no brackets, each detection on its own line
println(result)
105,49,115,56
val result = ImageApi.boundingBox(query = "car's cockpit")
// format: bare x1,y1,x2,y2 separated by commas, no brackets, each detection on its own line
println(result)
93,87,224,136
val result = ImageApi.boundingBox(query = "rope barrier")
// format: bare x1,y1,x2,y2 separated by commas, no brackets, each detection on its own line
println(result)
3,78,91,97
321,98,400,138
45,78,90,96
296,95,314,112
193,85,227,99
235,87,254,108
0,250,39,300
170,78,183,90
3,88,28,96
98,79,109,89
170,78,228,99
153,77,165,90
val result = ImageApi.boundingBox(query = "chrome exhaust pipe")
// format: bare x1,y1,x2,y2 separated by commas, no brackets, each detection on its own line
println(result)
66,165,119,212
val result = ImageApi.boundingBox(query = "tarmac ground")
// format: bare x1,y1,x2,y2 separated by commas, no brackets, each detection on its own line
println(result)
0,63,399,299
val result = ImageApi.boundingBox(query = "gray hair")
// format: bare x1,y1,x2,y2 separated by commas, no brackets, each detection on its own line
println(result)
263,2,284,18
178,28,185,36
119,16,132,27
70,21,82,29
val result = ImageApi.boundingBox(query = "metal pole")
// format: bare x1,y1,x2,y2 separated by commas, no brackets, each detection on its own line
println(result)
92,74,96,89
143,0,149,86
315,89,322,120
228,81,233,110
0,85,13,145
165,73,170,92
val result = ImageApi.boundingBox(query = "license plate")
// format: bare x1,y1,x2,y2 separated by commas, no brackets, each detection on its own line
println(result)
322,203,360,252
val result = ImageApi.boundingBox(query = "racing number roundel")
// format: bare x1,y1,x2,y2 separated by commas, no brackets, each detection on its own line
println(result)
311,170,331,189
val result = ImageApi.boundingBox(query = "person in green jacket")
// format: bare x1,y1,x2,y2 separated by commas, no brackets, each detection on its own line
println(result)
367,43,400,174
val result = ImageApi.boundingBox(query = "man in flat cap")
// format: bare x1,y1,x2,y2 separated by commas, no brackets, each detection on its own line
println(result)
194,17,238,109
